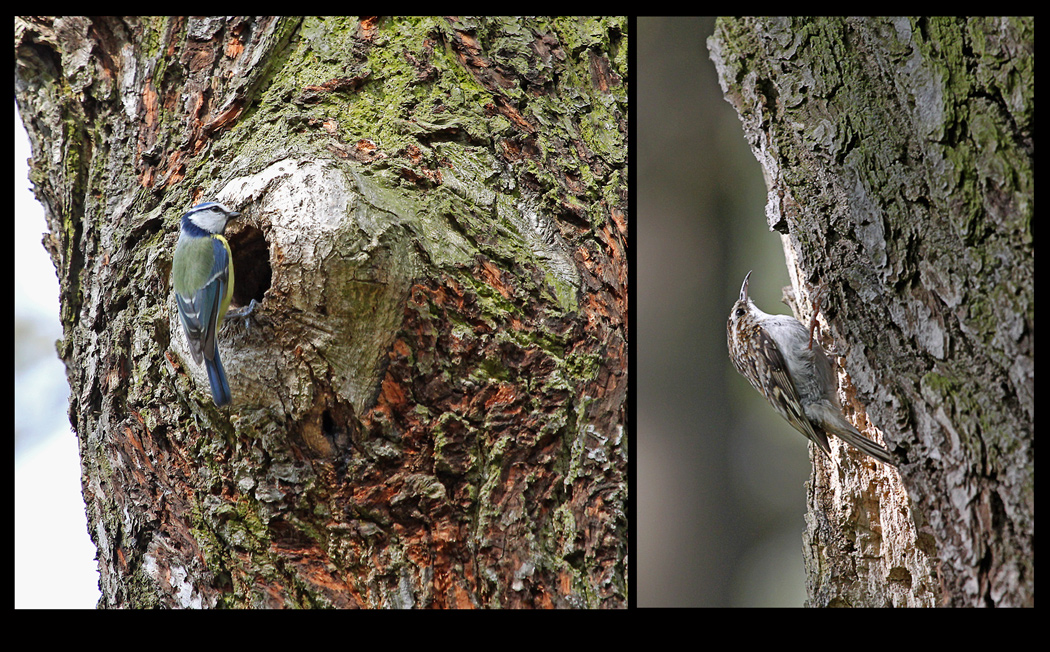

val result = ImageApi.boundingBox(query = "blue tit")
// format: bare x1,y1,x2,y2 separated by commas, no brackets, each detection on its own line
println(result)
171,201,240,406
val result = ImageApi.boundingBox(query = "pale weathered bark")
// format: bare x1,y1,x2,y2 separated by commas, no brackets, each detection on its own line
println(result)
709,16,1033,607
15,16,627,608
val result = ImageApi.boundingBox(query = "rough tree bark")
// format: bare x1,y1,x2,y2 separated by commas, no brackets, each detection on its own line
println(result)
709,17,1032,607
15,16,627,608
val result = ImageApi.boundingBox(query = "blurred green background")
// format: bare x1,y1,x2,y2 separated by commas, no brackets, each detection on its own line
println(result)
637,16,819,606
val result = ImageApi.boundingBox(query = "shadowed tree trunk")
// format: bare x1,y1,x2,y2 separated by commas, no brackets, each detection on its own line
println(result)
709,16,1032,607
15,15,627,608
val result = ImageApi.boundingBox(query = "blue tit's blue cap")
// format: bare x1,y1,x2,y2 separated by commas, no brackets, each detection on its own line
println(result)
187,201,239,217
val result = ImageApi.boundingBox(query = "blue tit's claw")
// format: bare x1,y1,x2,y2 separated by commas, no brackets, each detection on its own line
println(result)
224,299,259,331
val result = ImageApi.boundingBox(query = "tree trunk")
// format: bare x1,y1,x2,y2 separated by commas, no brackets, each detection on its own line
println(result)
15,15,627,608
709,16,1032,607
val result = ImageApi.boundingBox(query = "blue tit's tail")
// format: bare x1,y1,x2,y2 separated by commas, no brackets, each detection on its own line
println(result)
205,352,232,407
